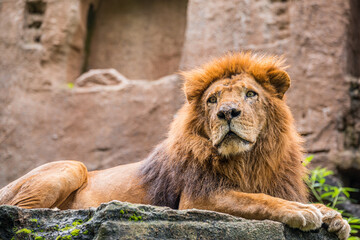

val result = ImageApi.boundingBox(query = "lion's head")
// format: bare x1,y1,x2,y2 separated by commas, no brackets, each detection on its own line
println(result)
182,52,291,157
141,52,307,208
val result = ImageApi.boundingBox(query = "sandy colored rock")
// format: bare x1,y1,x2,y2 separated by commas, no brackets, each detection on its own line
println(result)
0,74,183,185
86,0,188,80
75,69,128,87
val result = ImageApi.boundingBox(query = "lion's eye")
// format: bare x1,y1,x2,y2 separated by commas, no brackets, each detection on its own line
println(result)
246,91,257,98
207,96,217,104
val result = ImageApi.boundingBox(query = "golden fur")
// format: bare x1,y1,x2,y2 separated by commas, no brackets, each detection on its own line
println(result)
0,52,350,240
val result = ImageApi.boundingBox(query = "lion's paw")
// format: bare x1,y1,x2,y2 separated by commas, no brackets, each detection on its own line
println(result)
279,202,323,231
313,204,350,240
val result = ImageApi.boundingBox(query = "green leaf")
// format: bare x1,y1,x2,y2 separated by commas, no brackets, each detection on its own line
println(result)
319,178,326,185
348,236,360,240
320,192,334,198
323,170,334,177
348,218,360,224
332,188,341,197
303,155,314,167
67,82,75,89
342,191,351,198
344,187,359,192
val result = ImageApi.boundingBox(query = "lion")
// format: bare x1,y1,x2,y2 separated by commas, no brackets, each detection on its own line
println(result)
0,52,350,239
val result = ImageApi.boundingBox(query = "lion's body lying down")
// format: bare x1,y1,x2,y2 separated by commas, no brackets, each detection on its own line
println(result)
0,53,350,239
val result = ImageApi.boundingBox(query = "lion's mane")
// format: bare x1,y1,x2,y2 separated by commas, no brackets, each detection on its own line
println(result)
140,52,308,209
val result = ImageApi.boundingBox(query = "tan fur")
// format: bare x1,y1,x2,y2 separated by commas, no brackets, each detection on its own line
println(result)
0,52,349,239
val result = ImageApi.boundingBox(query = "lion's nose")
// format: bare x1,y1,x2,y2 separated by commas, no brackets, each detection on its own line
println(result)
217,107,241,121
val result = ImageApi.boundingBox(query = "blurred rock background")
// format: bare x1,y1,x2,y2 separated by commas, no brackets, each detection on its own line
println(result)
0,0,359,203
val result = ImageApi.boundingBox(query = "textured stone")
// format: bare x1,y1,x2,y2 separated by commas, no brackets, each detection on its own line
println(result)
0,201,338,240
75,69,128,87
86,0,188,80
0,74,183,185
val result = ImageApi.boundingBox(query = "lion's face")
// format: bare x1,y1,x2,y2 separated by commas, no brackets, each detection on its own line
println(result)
202,73,267,156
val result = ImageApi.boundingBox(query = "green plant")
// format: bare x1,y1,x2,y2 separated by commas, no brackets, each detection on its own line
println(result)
304,155,360,239
71,229,80,236
72,219,83,227
129,213,142,221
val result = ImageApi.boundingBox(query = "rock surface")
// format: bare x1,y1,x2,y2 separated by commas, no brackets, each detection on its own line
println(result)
0,74,184,184
75,69,128,87
85,0,187,80
0,201,338,240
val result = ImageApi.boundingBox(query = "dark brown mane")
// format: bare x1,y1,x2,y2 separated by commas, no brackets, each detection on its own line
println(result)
140,53,308,209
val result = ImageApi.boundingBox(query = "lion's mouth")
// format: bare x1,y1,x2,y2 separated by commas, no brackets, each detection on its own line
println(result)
214,130,253,148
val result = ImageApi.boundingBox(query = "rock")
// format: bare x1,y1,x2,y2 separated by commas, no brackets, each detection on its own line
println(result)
0,201,338,240
85,0,188,80
0,74,184,185
75,69,129,87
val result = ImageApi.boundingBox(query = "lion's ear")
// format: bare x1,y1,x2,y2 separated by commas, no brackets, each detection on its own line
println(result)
267,69,290,99
184,84,203,103
181,71,204,104
184,82,195,103
184,88,194,103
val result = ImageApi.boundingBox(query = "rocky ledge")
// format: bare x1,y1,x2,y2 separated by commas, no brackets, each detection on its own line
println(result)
0,201,337,240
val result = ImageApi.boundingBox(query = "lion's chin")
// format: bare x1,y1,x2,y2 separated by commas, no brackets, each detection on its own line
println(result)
216,132,254,156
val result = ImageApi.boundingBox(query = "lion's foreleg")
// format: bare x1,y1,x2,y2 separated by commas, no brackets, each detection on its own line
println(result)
0,161,88,209
179,190,323,231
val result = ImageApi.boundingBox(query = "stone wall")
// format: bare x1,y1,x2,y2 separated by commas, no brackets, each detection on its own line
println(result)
0,0,359,201
86,0,188,80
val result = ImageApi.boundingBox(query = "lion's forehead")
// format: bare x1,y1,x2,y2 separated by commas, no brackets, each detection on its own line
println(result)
208,76,262,94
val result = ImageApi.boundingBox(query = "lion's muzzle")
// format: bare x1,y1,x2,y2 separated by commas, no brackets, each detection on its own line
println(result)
216,104,241,122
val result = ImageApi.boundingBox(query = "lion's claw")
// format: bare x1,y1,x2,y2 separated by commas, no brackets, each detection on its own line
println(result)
279,202,323,231
313,204,350,240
